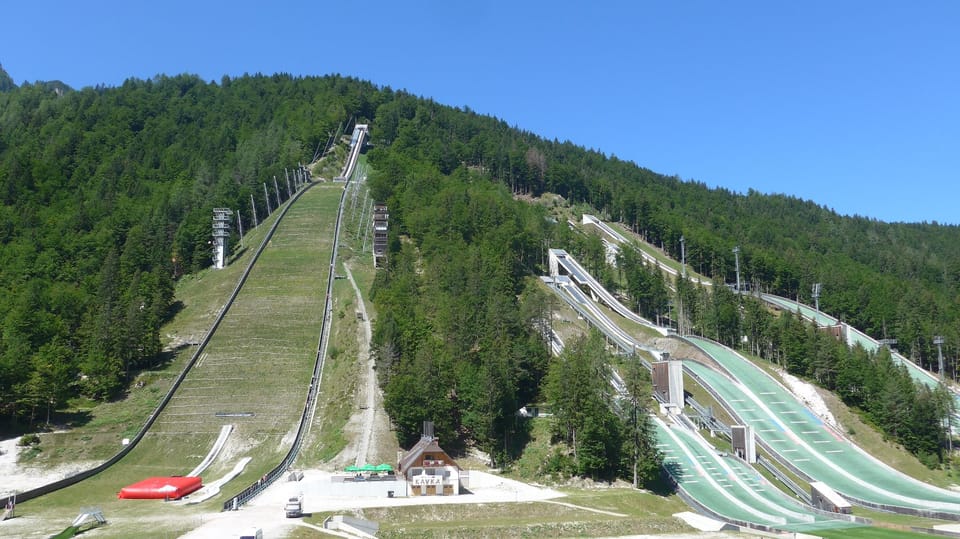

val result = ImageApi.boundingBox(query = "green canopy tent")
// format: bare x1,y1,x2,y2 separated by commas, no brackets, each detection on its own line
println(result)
375,464,394,473
345,465,360,472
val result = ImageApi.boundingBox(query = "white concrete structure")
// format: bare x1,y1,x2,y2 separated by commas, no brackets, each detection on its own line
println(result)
212,208,232,269
732,425,757,464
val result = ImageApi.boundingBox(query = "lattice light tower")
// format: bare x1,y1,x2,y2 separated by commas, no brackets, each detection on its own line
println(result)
212,208,232,269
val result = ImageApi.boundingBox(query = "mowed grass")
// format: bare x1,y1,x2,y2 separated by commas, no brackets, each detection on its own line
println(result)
340,489,691,539
292,488,691,539
15,184,343,538
152,183,342,488
502,416,692,538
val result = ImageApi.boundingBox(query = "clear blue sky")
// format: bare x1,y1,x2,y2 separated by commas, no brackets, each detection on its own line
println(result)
3,1,958,224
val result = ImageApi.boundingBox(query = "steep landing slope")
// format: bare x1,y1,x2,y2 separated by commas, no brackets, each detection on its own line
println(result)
687,336,960,518
25,184,343,512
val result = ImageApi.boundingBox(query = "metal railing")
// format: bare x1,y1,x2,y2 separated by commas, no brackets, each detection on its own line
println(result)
755,454,811,504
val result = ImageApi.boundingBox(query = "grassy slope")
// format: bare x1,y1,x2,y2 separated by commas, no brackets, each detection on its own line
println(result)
17,184,341,538
27,203,286,467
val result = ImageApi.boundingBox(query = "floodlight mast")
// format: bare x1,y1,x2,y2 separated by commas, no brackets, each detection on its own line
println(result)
273,176,281,209
236,210,243,249
935,336,945,378
812,283,821,310
732,246,741,293
680,236,686,279
935,335,954,453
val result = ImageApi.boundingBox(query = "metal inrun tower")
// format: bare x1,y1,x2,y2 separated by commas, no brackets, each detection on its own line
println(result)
212,208,232,269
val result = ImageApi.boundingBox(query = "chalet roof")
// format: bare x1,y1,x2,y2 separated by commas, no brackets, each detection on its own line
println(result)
397,436,461,473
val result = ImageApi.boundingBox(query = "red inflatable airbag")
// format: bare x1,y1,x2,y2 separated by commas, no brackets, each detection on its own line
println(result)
118,476,202,500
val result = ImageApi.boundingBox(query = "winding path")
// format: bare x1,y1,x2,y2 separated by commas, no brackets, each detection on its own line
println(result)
343,262,377,466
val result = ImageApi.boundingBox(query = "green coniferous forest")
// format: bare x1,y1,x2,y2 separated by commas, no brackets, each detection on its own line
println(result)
1,67,959,478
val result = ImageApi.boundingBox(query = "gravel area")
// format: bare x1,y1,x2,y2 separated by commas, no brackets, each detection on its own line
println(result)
0,437,96,497
778,369,840,429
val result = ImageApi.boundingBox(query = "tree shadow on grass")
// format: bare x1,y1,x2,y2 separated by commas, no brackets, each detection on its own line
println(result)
647,460,681,496
163,299,185,322
0,409,94,439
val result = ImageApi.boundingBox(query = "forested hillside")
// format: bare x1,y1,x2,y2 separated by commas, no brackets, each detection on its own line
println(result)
1,67,959,474
0,70,380,425
370,91,960,367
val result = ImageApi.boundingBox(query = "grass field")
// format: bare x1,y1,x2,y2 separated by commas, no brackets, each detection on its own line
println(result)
286,487,693,539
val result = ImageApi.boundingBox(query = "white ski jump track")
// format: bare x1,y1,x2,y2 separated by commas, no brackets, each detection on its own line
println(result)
187,424,233,477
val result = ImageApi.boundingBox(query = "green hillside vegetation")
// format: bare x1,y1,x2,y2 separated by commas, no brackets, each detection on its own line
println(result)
0,73,380,430
1,69,959,487
0,64,16,93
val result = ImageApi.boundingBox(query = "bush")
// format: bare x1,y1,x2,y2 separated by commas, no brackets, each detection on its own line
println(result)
18,433,40,447
542,446,574,477
918,451,942,470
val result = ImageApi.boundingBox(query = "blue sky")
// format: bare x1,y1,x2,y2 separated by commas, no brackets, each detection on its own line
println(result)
3,1,958,224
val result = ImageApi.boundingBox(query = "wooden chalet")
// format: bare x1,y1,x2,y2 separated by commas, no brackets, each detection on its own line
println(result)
397,422,469,496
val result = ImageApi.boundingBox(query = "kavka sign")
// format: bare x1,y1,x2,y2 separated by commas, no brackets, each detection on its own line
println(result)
412,476,443,486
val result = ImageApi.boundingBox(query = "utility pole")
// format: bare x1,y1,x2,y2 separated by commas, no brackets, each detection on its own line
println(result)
812,283,822,327
236,209,244,249
936,335,954,453
678,295,684,336
935,336,945,378
250,194,258,227
263,183,272,215
273,176,281,209
680,235,686,279
356,197,370,242
732,246,741,292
